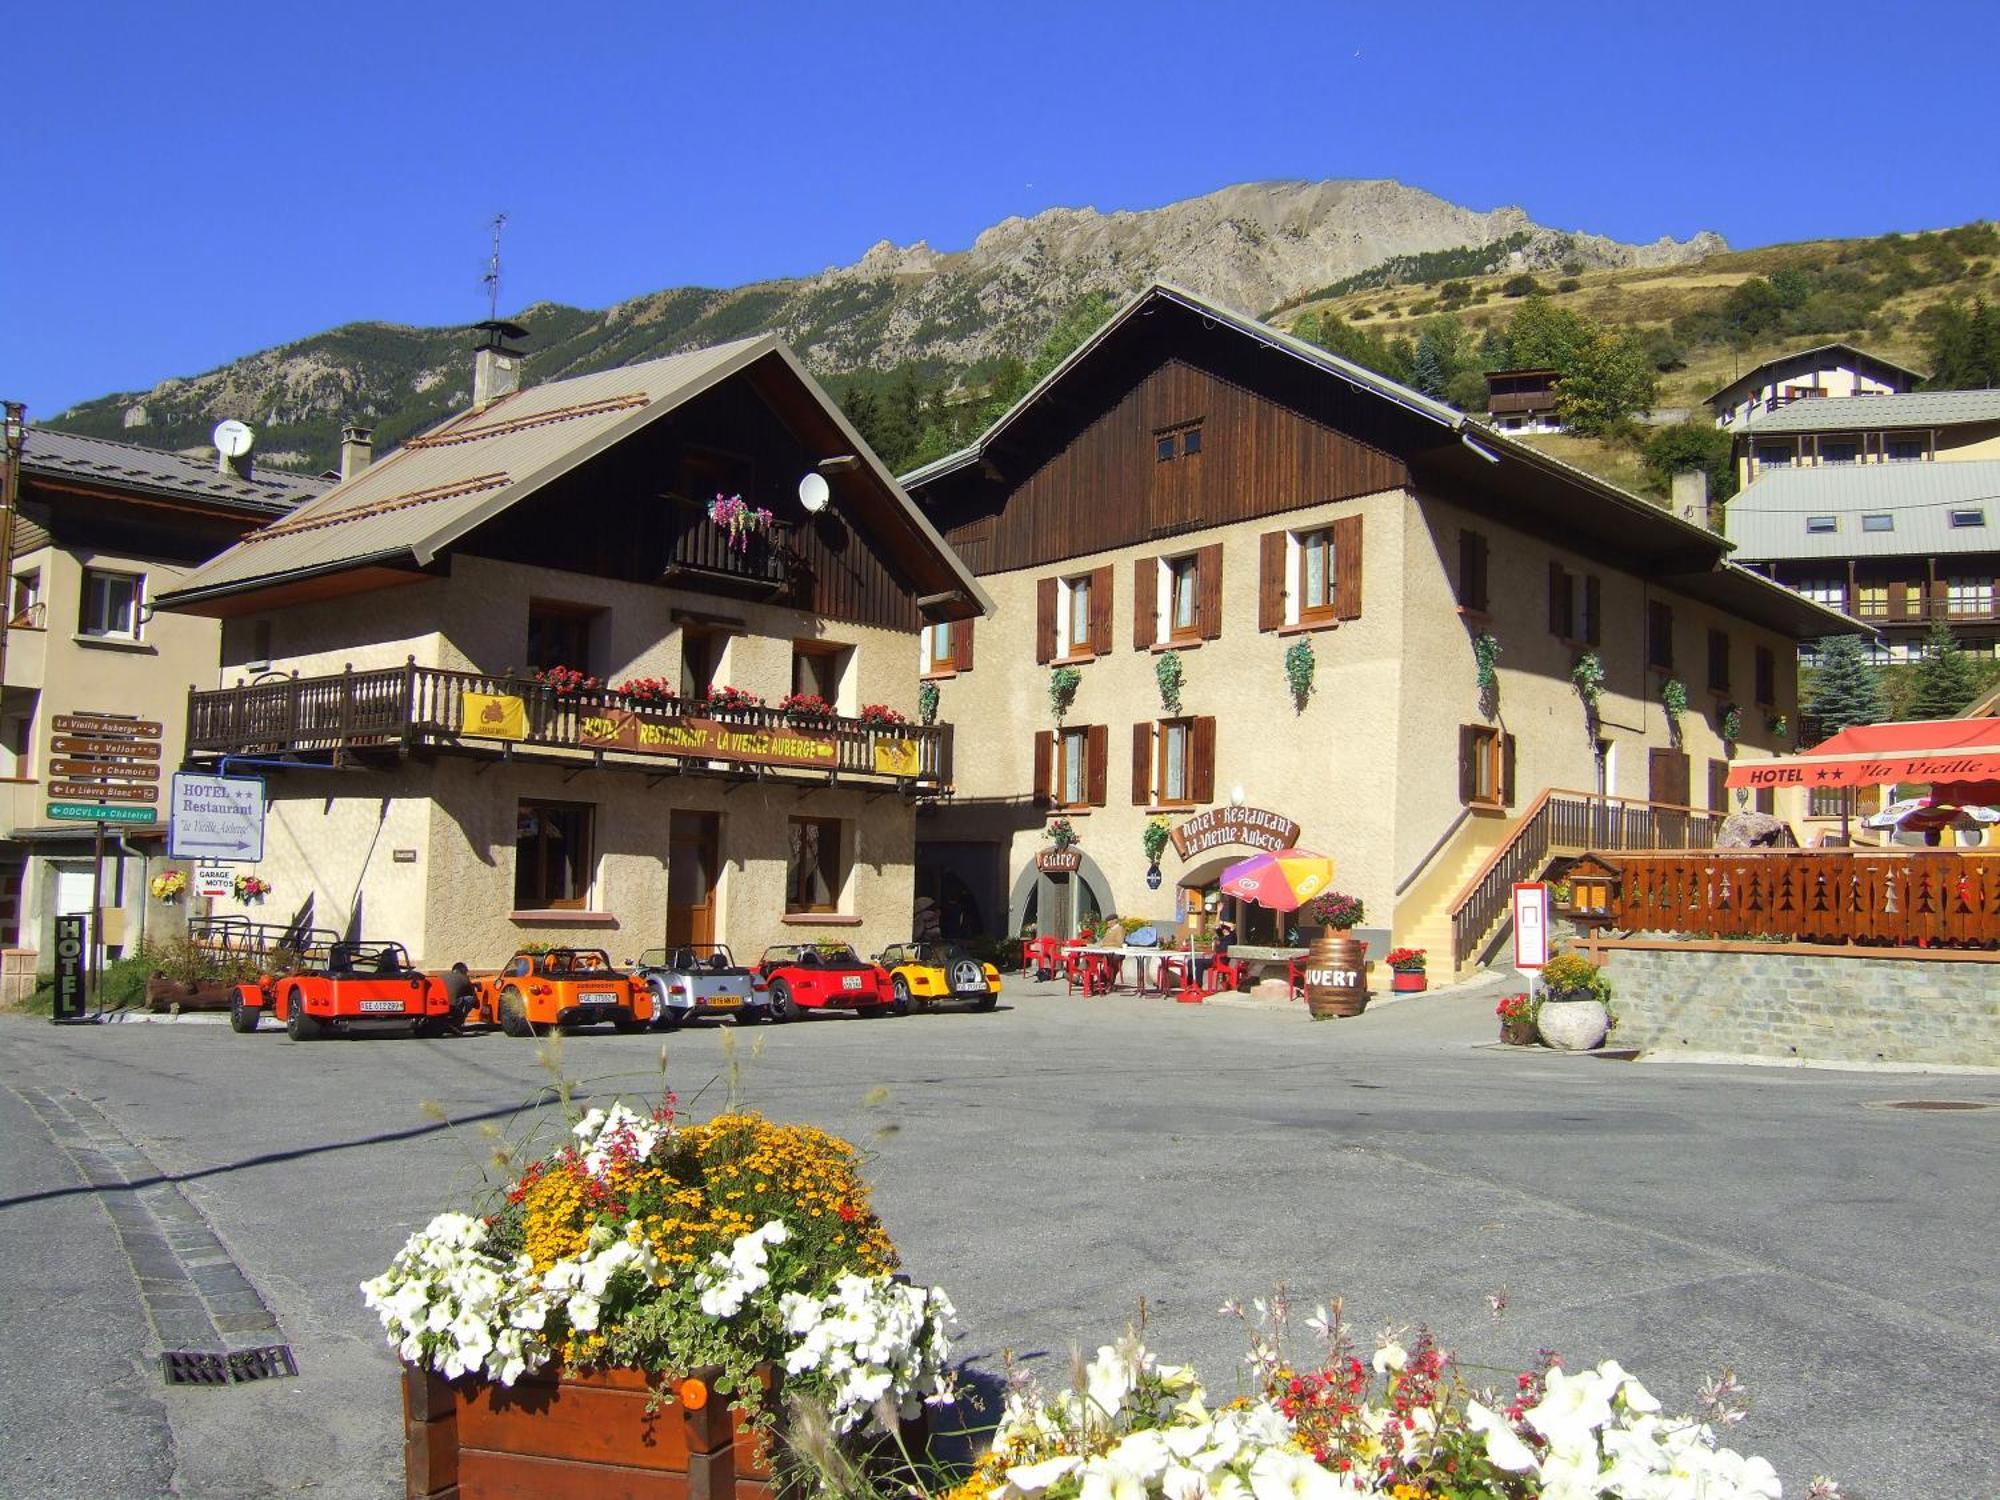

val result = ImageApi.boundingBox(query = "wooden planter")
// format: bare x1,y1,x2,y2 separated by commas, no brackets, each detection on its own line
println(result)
145,976,239,1013
403,1362,772,1500
1304,931,1369,1020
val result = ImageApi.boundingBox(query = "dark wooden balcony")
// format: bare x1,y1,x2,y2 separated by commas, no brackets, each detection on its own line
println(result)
660,500,797,598
185,665,953,791
1487,390,1559,417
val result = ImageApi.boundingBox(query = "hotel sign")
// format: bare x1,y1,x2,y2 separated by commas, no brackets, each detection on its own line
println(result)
1170,805,1301,859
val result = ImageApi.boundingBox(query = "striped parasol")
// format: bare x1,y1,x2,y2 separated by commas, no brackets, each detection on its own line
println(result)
1219,848,1335,912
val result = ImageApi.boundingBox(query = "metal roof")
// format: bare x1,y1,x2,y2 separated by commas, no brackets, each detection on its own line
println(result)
1738,388,2000,435
1704,342,1926,405
22,425,328,514
1725,460,2000,561
158,335,990,616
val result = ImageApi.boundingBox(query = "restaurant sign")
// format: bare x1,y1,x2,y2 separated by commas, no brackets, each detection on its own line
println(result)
1036,848,1084,873
1169,805,1301,859
579,709,840,772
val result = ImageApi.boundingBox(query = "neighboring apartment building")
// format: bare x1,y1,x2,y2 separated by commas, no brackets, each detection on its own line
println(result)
1731,387,2000,489
1707,342,1923,430
157,330,986,967
2,427,325,969
1482,368,1562,433
903,284,1850,972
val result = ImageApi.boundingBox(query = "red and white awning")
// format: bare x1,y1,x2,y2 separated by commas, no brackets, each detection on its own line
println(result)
1726,718,2000,791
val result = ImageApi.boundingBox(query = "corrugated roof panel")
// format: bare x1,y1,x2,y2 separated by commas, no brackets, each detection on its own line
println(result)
1740,388,2000,435
1725,460,2000,560
22,426,328,511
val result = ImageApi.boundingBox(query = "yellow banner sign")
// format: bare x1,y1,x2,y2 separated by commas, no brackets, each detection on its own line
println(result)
461,692,528,741
578,710,839,771
872,738,922,778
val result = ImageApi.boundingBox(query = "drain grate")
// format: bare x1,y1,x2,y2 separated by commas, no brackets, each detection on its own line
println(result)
162,1345,297,1386
1882,1099,1992,1112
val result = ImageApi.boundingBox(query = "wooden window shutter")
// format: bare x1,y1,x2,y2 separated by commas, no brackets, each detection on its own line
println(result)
1035,578,1057,665
1258,530,1286,632
1708,758,1729,812
1133,557,1156,650
1131,723,1153,806
1458,725,1478,805
1085,724,1108,807
1501,733,1518,807
1332,514,1363,621
1583,575,1602,647
1089,564,1114,656
1032,731,1052,807
1548,562,1571,637
1197,542,1224,639
952,619,975,673
1190,716,1217,805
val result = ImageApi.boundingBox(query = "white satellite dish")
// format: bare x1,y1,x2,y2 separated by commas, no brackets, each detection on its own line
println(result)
798,471,831,513
213,420,254,458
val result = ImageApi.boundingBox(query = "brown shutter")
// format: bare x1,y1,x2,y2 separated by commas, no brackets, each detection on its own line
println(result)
1033,731,1052,807
952,618,975,672
1258,530,1286,632
1708,759,1729,812
1131,723,1153,806
1332,514,1363,621
1196,543,1224,639
1584,575,1602,647
1888,581,1909,620
1035,578,1056,665
1548,562,1570,637
1089,564,1114,656
1085,723,1108,807
1501,733,1518,807
1133,557,1156,650
1190,716,1217,805
1459,725,1478,805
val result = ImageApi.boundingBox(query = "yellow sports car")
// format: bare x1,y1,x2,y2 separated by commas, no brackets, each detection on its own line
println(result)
876,942,1002,1013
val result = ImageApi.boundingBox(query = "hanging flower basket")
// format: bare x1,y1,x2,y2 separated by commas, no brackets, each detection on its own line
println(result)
150,869,189,904
706,493,775,554
1284,638,1316,712
1045,817,1079,851
232,874,272,905
917,681,940,726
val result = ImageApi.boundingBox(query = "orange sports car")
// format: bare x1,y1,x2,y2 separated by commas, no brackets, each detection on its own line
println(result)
470,947,651,1035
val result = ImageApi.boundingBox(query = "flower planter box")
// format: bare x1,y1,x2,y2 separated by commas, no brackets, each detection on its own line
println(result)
402,1362,771,1500
1390,971,1426,993
145,977,239,1013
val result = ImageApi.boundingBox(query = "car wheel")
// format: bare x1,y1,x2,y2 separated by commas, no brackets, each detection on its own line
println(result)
284,985,321,1041
889,976,914,1017
732,1006,766,1026
499,985,534,1038
612,1012,646,1034
975,989,1000,1012
229,989,261,1033
768,981,800,1023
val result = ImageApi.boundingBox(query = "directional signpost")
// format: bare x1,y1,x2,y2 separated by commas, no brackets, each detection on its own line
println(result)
46,713,163,1025
169,773,266,863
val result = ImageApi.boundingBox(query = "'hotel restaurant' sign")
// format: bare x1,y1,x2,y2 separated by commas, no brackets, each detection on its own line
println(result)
1170,805,1300,859
459,694,921,778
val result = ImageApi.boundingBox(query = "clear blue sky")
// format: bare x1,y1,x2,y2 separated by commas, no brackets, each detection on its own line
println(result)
7,0,1996,416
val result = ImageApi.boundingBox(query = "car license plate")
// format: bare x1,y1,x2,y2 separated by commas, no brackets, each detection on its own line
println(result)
358,999,405,1013
841,976,863,991
707,995,741,1009
580,991,619,1004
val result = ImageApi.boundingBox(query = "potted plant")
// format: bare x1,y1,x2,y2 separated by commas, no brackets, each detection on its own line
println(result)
232,873,272,905
1300,890,1367,1020
533,664,600,698
917,681,940,726
858,703,909,730
369,1102,954,1499
149,869,189,905
697,685,764,717
777,692,836,726
1384,947,1427,993
1284,638,1316,712
615,676,679,712
1535,951,1612,1051
1048,666,1082,724
1045,816,1079,851
1496,992,1537,1046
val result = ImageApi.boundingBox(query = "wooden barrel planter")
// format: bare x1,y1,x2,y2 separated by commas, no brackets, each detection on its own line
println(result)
145,976,239,1013
402,1363,773,1500
1303,933,1369,1020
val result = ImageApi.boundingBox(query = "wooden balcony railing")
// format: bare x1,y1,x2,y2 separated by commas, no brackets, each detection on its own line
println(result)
661,502,795,596
1450,788,1738,967
186,664,953,789
1602,849,2000,948
1487,390,1559,416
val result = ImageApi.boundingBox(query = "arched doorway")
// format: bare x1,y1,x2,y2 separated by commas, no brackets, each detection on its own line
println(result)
1009,851,1116,939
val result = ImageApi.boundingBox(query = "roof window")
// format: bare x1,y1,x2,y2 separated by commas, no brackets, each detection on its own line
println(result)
1805,516,1838,534
1861,514,1894,533
1949,508,1987,529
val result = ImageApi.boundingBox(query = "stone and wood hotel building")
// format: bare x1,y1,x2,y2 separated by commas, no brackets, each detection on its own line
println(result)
904,284,1853,973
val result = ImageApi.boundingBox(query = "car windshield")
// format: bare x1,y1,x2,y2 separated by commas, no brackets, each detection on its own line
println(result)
810,945,861,966
545,949,612,974
329,943,408,974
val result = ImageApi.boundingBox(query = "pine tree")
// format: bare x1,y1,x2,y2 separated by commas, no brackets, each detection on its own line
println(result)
1804,635,1888,738
1908,621,1981,719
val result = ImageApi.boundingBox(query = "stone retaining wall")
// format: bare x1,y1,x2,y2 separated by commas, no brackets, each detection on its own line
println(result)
1591,941,2000,1067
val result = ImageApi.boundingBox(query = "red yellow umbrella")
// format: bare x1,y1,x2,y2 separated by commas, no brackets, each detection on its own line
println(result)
1219,849,1335,912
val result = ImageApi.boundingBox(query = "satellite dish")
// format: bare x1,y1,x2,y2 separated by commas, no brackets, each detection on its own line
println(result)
213,420,254,458
798,471,831,513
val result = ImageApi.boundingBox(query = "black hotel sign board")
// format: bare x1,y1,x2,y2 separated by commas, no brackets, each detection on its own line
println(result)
53,914,87,1021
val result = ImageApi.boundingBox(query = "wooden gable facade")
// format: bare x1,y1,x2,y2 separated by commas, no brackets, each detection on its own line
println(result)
915,298,1428,576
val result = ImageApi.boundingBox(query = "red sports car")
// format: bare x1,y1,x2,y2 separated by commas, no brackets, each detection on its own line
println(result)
231,939,470,1039
750,944,894,1021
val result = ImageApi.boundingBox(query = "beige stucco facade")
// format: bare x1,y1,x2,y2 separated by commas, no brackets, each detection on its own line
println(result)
921,486,1802,964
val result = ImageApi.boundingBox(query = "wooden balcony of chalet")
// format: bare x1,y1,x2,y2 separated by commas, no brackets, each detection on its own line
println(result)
1486,389,1560,418
659,496,796,598
184,664,953,792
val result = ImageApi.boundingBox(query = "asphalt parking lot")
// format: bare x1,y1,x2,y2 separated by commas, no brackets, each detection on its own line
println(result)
2,978,1995,1499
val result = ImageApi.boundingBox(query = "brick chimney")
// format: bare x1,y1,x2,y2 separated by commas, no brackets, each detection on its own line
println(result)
339,423,374,481
472,320,529,409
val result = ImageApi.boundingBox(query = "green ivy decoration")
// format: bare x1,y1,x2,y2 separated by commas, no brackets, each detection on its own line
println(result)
1283,638,1316,712
1570,651,1606,710
1154,650,1185,714
917,680,940,727
1141,817,1171,865
1767,711,1789,741
1048,666,1082,724
1720,703,1743,744
1660,676,1688,740
1472,632,1502,693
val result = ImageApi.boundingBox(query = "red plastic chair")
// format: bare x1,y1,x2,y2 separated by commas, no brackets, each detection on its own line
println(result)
1203,958,1249,994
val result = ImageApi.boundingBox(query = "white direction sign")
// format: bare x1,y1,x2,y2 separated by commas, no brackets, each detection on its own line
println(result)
195,864,233,899
169,773,267,863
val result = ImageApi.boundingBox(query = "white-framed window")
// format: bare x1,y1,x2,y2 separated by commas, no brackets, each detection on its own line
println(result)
10,570,40,627
1059,574,1092,656
80,568,142,639
1949,508,1986,530
1861,514,1894,533
1157,719,1192,804
1164,554,1200,640
1805,515,1838,535
1058,726,1089,807
921,621,955,675
1946,576,1994,616
1293,528,1335,623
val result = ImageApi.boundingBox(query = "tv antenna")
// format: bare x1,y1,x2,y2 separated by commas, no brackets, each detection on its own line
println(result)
481,212,508,321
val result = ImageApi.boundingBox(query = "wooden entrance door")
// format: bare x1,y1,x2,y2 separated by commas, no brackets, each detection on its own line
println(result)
1042,873,1073,940
666,812,720,948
